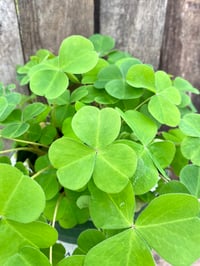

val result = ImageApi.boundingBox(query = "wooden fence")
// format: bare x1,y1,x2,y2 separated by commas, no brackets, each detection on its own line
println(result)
0,0,200,109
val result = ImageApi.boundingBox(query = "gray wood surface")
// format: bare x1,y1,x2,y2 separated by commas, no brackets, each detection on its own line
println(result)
17,0,94,61
0,0,24,89
100,0,168,69
160,0,200,110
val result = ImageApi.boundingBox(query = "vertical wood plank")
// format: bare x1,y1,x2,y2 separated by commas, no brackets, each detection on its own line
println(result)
0,0,24,89
17,0,94,61
160,0,200,110
100,0,168,69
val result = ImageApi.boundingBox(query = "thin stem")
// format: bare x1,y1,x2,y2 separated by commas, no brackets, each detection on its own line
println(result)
0,136,48,148
49,193,63,264
134,97,151,111
31,166,50,179
0,147,33,154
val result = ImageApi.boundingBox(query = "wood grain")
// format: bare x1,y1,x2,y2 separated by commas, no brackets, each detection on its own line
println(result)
17,0,94,61
160,0,200,110
100,0,168,69
0,0,24,90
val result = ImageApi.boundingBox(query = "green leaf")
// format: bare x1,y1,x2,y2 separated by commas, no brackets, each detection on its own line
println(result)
39,124,57,145
42,243,66,266
148,95,180,126
59,35,98,73
22,103,47,122
93,143,137,193
89,34,115,56
157,180,189,195
126,64,155,92
84,229,155,266
117,109,157,145
148,140,176,168
180,165,200,197
89,181,135,229
174,77,199,94
58,192,89,228
155,70,172,90
0,164,45,223
3,246,51,266
77,229,106,254
1,122,30,138
136,194,200,265
57,255,85,266
0,93,21,122
30,69,69,99
49,137,96,190
0,220,57,264
72,106,121,149
181,137,200,166
180,113,200,137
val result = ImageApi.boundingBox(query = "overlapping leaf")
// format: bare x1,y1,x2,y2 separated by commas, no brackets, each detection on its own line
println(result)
136,194,200,265
0,164,45,223
180,165,200,197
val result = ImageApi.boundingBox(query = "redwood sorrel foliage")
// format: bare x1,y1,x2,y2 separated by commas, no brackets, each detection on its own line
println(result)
0,34,200,265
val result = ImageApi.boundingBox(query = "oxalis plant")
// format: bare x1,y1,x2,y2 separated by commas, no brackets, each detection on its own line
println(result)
1,34,200,266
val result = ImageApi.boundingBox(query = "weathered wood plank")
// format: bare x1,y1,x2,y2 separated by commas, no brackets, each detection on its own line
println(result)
17,0,94,61
100,0,168,69
160,0,200,110
0,0,24,89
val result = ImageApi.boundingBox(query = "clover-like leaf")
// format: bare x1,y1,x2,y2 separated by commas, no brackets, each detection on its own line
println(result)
49,137,96,190
181,137,200,166
180,113,200,137
1,122,30,138
126,64,155,92
85,229,155,266
57,255,85,266
59,35,98,73
180,165,200,197
148,95,180,126
0,93,21,122
30,69,69,99
93,143,137,193
136,194,200,265
0,164,45,223
3,246,51,266
117,109,157,145
0,220,57,265
72,106,121,149
22,102,47,122
89,181,135,229
89,34,115,56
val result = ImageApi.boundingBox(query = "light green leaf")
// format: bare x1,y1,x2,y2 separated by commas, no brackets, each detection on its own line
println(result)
149,140,176,168
30,69,69,99
181,137,200,166
117,109,157,145
59,35,98,73
174,77,199,94
136,194,200,266
126,64,155,92
40,124,57,145
1,122,30,138
89,34,115,56
180,113,200,137
155,70,172,90
82,58,109,84
148,95,180,126
49,137,96,190
0,220,57,264
3,246,51,266
22,102,47,122
0,97,8,119
89,181,135,229
93,143,137,193
157,180,189,195
57,255,85,266
0,93,21,122
77,229,106,254
180,165,200,197
84,229,155,266
0,164,45,223
157,86,181,105
72,106,121,149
